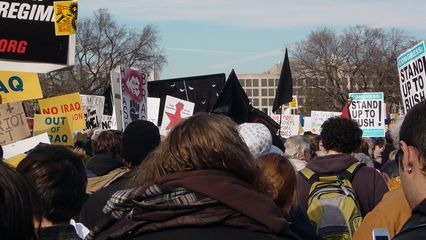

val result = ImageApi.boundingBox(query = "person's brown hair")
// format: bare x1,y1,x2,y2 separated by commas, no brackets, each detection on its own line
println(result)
92,130,123,156
133,113,272,195
258,153,297,214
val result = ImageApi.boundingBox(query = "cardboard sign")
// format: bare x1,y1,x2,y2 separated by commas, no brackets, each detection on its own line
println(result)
349,92,385,137
147,97,160,126
81,95,105,131
0,0,76,73
310,111,341,134
110,69,123,130
3,133,50,159
397,41,426,113
0,71,43,103
0,102,30,145
53,1,78,36
271,114,300,138
33,114,73,145
38,92,85,131
303,117,312,132
101,115,117,130
160,95,195,136
288,96,298,109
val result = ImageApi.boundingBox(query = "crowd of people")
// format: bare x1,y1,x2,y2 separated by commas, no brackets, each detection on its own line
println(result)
1,100,426,240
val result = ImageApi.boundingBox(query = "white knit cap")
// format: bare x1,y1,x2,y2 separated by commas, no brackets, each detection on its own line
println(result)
238,123,272,159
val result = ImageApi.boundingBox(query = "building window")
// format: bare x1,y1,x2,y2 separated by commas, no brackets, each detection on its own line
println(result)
239,80,245,87
261,79,267,86
253,79,259,87
268,79,274,86
275,79,279,86
253,99,259,106
269,98,274,105
262,108,268,113
262,99,268,106
253,89,259,96
269,89,275,96
246,79,252,87
246,89,252,96
261,89,267,96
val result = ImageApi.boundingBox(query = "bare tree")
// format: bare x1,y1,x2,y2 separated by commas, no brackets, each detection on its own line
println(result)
293,25,416,113
40,8,166,97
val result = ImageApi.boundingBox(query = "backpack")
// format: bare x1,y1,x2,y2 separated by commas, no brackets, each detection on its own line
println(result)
300,162,364,240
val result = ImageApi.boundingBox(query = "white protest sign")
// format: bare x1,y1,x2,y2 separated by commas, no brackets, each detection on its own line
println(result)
303,117,312,132
160,95,195,136
3,133,50,159
397,41,426,113
80,95,105,131
271,114,300,138
349,92,385,137
0,102,31,145
310,111,341,134
101,115,117,130
110,69,123,130
147,97,160,126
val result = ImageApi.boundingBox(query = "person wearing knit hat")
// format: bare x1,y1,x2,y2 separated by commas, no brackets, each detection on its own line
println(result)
122,120,161,165
238,123,283,159
80,120,161,230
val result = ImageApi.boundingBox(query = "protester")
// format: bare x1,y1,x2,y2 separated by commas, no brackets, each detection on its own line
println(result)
86,130,129,193
17,144,87,240
298,117,388,239
86,113,299,240
284,136,311,171
238,122,284,158
0,162,35,240
393,101,426,239
258,153,321,240
303,133,320,159
80,120,161,229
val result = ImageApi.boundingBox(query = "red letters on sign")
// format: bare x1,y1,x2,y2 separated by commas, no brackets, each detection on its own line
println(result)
0,38,28,54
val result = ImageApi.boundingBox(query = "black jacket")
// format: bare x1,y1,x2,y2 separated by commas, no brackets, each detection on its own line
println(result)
393,198,426,240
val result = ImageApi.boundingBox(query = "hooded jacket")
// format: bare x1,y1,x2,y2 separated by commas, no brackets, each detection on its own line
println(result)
393,198,426,240
87,170,300,240
297,154,388,216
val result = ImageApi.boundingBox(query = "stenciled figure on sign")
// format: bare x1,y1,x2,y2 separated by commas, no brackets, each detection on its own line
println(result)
123,70,144,121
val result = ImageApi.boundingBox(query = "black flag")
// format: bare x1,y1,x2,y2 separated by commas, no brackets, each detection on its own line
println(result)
247,106,280,134
272,48,293,113
212,69,250,124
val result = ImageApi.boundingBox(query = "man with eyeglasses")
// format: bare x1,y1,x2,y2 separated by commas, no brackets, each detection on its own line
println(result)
393,100,426,240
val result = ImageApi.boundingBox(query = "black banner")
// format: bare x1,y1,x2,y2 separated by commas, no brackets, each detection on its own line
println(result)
0,0,70,65
148,73,226,125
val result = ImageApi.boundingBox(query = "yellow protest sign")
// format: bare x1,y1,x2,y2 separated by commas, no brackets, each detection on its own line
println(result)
289,96,298,109
0,71,43,104
33,114,74,145
54,1,78,36
0,102,31,145
38,92,86,131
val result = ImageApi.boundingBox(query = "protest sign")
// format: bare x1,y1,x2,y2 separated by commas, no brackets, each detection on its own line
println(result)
3,133,50,159
349,92,385,137
303,117,312,132
271,114,300,138
288,96,298,109
310,111,341,134
160,95,195,136
147,97,160,125
101,115,117,130
33,114,73,145
0,102,30,145
110,67,148,130
81,95,105,131
0,71,43,103
0,0,76,73
38,92,85,131
53,1,78,36
397,41,426,113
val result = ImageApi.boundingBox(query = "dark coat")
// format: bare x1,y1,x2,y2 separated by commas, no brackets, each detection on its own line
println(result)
297,154,388,216
393,198,426,240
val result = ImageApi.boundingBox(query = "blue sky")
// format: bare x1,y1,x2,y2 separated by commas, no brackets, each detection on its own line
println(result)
78,0,426,79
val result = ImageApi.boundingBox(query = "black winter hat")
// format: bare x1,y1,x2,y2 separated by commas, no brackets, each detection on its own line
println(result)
122,120,160,165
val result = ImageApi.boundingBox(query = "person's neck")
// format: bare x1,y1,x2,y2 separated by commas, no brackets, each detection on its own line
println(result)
34,218,59,228
326,150,342,155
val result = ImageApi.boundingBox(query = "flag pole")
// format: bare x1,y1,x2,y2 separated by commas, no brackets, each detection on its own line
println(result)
278,105,283,137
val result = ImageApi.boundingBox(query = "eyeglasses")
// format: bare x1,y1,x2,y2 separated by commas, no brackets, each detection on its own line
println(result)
396,148,404,168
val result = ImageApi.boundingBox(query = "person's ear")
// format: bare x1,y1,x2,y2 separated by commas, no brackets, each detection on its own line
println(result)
400,140,413,174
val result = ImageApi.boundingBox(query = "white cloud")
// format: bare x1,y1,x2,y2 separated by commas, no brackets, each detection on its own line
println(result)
79,0,426,29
